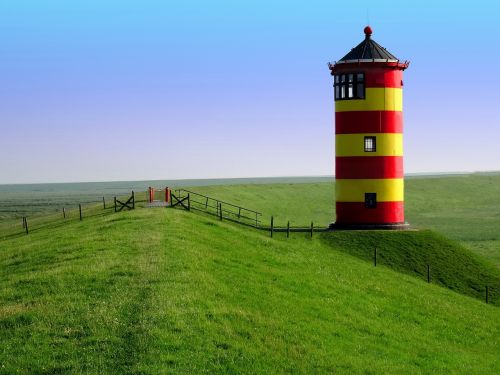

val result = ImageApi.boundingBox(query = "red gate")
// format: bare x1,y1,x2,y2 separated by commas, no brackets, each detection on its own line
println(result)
148,187,171,204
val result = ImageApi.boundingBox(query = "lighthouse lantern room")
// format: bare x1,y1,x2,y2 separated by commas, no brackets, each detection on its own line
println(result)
329,26,409,229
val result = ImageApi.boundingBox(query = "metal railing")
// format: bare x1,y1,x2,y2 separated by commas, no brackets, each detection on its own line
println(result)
174,189,262,227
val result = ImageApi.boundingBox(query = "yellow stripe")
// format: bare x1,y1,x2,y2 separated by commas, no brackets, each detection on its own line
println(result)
336,178,404,202
335,88,402,112
336,133,403,157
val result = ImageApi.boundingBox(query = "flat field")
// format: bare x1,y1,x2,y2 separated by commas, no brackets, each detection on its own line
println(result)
0,177,332,220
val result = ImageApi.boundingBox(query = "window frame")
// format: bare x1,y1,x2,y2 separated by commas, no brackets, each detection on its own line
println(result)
364,136,376,152
334,72,365,101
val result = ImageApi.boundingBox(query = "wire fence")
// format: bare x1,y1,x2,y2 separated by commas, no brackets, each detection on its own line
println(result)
0,191,148,241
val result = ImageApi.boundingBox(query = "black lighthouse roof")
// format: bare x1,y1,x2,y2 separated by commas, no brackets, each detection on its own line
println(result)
337,26,401,63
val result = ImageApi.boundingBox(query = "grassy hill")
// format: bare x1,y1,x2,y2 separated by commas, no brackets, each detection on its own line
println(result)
184,174,500,267
320,230,499,303
1,202,499,373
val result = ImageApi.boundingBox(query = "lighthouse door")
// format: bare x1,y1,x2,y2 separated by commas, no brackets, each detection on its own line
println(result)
365,193,377,208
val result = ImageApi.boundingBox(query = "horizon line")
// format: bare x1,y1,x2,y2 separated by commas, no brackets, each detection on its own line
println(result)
1,170,499,187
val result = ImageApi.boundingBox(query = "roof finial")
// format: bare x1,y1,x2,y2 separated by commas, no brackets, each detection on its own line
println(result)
364,25,372,38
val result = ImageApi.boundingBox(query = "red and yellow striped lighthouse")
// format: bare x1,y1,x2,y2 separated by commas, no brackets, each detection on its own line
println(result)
329,26,409,229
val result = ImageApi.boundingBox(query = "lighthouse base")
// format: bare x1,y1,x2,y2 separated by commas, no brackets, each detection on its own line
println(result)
329,222,410,230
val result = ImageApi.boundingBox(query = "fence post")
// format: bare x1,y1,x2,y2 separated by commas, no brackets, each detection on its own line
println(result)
63,207,66,219
103,196,106,209
132,191,135,209
427,264,431,283
114,197,117,212
287,221,290,238
79,204,82,221
310,221,314,238
188,193,191,211
205,197,209,209
374,247,377,267
486,286,489,304
219,203,222,220
238,207,241,220
22,216,25,229
270,216,274,238
255,212,258,227
25,217,29,235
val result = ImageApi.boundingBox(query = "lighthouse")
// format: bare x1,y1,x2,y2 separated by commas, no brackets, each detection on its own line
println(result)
329,26,409,229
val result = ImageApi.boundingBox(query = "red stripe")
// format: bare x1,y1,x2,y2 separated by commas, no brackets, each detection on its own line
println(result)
365,68,402,88
336,201,404,224
336,156,403,179
335,111,403,134
332,65,404,88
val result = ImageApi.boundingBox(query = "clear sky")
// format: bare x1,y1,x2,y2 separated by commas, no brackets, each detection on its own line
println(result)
1,0,499,184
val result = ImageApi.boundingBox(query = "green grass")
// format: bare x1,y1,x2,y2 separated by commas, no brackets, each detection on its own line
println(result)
2,174,499,265
0,177,333,219
406,174,500,267
1,175,499,373
1,202,500,373
184,174,500,267
320,230,500,304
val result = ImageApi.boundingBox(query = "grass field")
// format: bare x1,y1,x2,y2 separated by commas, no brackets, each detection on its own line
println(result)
182,173,500,267
0,174,499,373
0,177,332,220
4,174,500,267
1,208,499,373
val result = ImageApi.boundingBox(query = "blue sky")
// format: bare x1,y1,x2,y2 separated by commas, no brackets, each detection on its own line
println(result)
0,0,499,183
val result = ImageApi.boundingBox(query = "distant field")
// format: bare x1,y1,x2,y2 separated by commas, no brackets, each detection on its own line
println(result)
0,177,333,219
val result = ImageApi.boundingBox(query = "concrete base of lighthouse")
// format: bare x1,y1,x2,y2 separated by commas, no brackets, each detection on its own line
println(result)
329,222,410,230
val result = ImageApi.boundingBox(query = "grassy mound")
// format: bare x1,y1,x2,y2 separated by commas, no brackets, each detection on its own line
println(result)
320,230,500,305
184,174,500,267
0,207,499,373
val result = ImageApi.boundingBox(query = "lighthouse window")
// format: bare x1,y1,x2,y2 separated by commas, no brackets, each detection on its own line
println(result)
357,84,365,98
364,136,376,152
334,73,365,100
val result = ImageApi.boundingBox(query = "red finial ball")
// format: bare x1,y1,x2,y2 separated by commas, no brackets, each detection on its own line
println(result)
364,25,372,36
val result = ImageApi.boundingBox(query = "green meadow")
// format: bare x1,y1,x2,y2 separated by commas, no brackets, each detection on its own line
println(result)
0,174,499,373
185,173,500,267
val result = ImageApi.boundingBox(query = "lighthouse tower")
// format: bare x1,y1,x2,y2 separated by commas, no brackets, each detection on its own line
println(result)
329,26,409,229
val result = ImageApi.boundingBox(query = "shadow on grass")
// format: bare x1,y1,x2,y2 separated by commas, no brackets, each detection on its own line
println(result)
319,230,500,306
